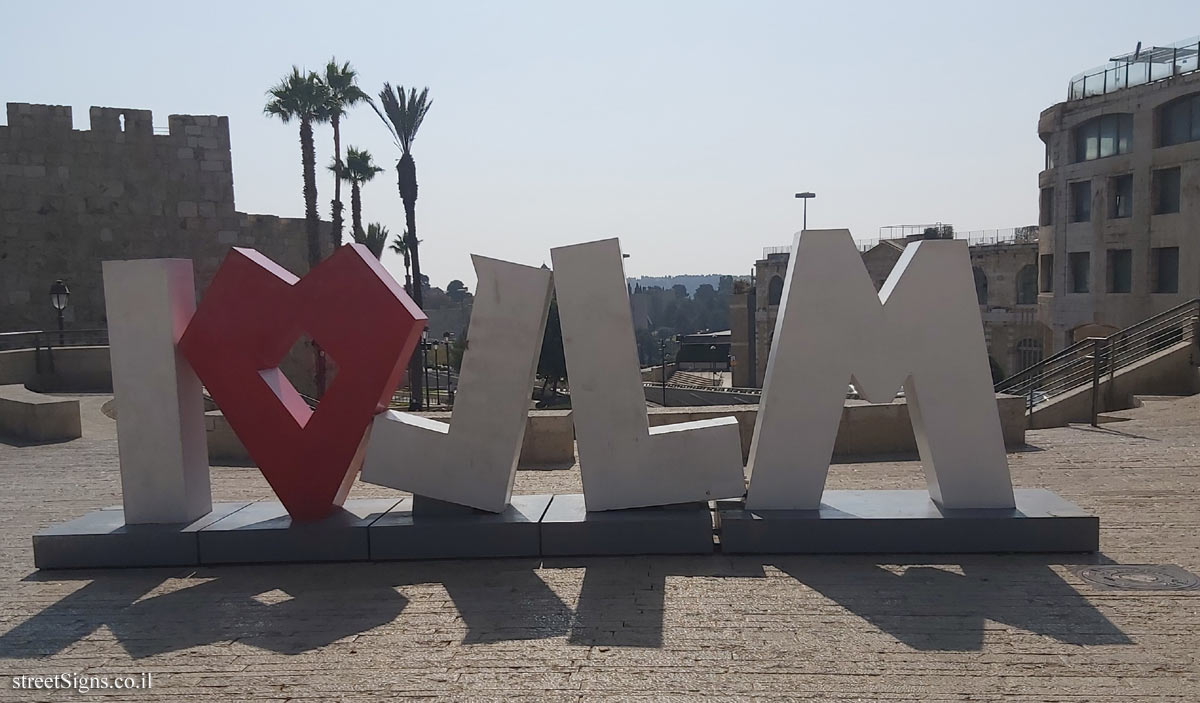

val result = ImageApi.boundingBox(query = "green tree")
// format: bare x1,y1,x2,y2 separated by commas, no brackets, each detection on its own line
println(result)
354,222,389,260
446,279,468,304
264,67,331,270
265,67,331,396
323,59,370,247
388,231,413,295
373,84,433,410
336,146,382,240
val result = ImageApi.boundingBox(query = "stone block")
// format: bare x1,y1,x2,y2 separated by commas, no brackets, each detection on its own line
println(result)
176,201,197,218
540,494,715,556
33,502,249,569
719,489,1099,554
370,495,552,560
0,384,81,442
197,499,401,564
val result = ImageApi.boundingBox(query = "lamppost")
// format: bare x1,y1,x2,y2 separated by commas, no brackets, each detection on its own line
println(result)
659,334,680,407
49,279,69,346
710,344,718,386
442,331,455,405
429,339,441,407
420,329,429,410
794,191,816,231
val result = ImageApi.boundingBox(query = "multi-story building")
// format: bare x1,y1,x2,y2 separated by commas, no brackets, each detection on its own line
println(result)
1037,36,1200,353
732,228,1041,388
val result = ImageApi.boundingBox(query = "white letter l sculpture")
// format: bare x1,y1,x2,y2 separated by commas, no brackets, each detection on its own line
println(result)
360,256,553,512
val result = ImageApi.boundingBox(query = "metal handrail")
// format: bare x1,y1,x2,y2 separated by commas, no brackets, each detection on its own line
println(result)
994,298,1200,415
0,328,110,351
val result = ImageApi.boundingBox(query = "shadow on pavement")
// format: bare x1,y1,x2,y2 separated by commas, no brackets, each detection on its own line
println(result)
773,553,1132,651
0,553,1132,657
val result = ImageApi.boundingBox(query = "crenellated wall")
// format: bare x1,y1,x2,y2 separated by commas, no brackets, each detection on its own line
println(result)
0,102,330,332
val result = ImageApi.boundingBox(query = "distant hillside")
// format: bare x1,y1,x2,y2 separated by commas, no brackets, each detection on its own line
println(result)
627,274,737,295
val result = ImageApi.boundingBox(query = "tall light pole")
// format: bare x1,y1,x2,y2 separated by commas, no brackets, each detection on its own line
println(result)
794,192,816,231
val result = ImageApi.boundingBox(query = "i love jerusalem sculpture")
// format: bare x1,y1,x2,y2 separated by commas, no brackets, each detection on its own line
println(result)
31,230,1098,568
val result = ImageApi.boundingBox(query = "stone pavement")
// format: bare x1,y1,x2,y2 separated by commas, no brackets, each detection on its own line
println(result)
0,393,1198,701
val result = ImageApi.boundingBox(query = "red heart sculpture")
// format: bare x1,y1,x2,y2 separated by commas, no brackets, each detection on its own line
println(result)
179,244,425,520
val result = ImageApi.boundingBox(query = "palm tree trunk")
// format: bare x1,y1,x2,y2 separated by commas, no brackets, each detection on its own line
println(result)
397,153,425,410
300,118,320,269
351,181,362,239
300,118,327,398
330,115,344,247
403,199,424,410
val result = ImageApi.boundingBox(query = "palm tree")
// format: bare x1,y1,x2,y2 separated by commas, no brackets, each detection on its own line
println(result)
335,146,383,241
354,222,389,260
265,67,331,269
323,59,371,247
265,67,331,396
388,229,415,295
373,84,432,410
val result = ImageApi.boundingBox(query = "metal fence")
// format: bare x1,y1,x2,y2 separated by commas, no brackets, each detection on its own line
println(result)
994,298,1200,425
0,328,109,351
1069,36,1200,101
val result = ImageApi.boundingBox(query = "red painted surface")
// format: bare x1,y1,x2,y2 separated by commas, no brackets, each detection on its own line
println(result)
180,244,426,520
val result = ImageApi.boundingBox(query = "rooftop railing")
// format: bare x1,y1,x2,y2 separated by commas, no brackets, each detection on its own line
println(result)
1068,36,1200,101
763,226,1038,258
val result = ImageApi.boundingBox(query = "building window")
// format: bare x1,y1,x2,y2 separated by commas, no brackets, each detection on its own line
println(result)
1016,264,1038,304
1069,251,1090,293
1045,141,1056,170
1107,248,1132,293
1016,338,1043,372
1070,181,1091,222
1073,114,1132,162
1039,254,1054,293
1152,247,1179,293
1109,174,1133,218
1160,93,1200,146
1039,187,1054,225
1153,167,1181,214
972,267,988,305
767,275,784,305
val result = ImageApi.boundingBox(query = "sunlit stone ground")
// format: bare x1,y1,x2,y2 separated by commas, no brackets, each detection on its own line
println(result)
0,394,1197,701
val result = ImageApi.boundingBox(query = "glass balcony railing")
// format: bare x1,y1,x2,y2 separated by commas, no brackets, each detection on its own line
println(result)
1068,36,1199,101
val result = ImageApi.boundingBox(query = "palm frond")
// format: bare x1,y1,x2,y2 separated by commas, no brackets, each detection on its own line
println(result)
323,58,372,118
374,83,432,154
264,67,332,123
343,146,384,184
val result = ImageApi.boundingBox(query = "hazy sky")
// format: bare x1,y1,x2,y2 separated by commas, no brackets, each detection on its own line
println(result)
2,1,1194,288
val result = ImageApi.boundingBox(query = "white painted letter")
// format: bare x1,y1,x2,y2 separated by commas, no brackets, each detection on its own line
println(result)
103,259,211,523
360,256,553,512
746,230,1014,510
551,238,745,511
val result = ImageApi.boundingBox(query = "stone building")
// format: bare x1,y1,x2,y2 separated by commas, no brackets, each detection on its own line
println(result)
0,102,327,333
1037,37,1200,353
731,229,1042,388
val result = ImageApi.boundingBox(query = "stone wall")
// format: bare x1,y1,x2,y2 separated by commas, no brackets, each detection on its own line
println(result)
0,102,329,332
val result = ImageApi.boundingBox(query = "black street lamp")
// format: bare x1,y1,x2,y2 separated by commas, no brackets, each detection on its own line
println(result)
794,191,816,231
49,279,69,346
659,334,681,407
442,331,455,405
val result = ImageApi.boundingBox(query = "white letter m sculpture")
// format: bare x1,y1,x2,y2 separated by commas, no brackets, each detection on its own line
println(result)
746,229,1015,511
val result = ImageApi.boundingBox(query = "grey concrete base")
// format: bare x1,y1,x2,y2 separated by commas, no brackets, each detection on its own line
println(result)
0,384,82,443
33,502,250,569
197,499,401,565
540,494,715,556
719,489,1099,554
371,494,552,560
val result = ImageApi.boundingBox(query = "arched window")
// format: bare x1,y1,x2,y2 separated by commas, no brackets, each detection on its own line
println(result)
1016,264,1038,305
1073,113,1132,162
973,267,988,306
767,275,784,306
1016,338,1042,372
1160,93,1200,146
